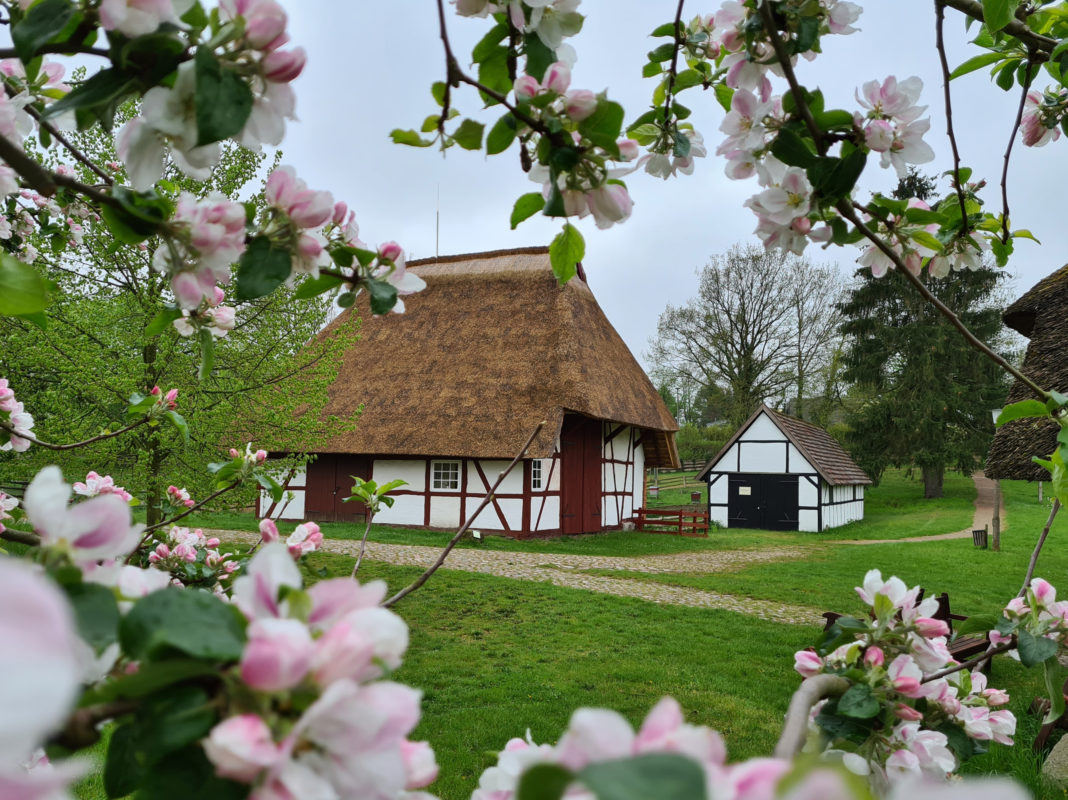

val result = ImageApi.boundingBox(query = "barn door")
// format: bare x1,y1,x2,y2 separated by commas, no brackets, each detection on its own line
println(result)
304,454,371,522
764,475,799,531
560,415,602,534
727,475,760,528
727,474,799,530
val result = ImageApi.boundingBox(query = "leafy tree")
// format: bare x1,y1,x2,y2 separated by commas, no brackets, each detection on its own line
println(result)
839,173,1010,497
0,125,357,523
648,244,844,427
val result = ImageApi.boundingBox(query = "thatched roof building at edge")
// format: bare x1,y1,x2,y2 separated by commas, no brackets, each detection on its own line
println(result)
986,265,1068,480
260,247,679,537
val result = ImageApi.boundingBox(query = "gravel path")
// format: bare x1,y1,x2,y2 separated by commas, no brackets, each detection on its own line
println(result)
216,531,823,626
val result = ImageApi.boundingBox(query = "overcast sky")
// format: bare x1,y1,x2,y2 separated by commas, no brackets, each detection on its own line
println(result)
273,1,1067,368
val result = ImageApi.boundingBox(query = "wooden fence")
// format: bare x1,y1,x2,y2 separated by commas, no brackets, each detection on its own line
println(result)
635,507,710,537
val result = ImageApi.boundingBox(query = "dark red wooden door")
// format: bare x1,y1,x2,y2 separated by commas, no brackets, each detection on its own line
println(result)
560,416,602,534
305,454,371,522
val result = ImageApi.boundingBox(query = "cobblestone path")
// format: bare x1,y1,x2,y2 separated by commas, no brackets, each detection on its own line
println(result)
217,531,823,626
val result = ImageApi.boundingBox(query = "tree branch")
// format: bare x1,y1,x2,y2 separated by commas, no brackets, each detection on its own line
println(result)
1,528,41,546
941,0,1057,58
661,0,687,128
1020,498,1060,597
774,674,849,758
0,415,151,450
759,2,824,153
127,480,242,562
383,421,545,608
1000,53,1035,243
922,641,1014,682
934,1,970,234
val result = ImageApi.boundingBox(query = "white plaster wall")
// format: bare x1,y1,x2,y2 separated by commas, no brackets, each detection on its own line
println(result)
787,445,814,474
603,497,620,527
373,460,426,492
708,474,728,505
544,457,561,491
798,478,818,507
710,443,738,473
709,506,728,527
429,496,462,528
799,509,819,532
739,442,786,473
286,469,307,488
532,495,560,530
742,413,785,441
823,499,864,530
260,489,305,520
468,460,524,495
375,494,424,526
631,442,645,511
467,497,522,531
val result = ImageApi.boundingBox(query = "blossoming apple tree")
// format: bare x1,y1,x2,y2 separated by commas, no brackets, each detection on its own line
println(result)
4,0,1068,798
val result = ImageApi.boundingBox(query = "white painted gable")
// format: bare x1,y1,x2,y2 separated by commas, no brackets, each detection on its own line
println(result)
740,412,785,442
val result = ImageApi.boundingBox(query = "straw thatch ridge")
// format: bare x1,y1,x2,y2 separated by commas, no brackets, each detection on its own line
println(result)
986,265,1068,480
304,247,679,467
697,404,871,485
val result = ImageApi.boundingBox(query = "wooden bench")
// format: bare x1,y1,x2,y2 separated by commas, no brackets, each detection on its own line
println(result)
822,591,990,669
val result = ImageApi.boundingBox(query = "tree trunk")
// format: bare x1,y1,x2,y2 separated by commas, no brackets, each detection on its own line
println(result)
922,465,944,499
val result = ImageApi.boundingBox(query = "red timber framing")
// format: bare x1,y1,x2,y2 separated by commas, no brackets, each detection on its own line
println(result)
602,421,639,527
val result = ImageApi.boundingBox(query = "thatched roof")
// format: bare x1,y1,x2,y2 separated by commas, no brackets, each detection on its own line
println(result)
986,265,1068,480
306,247,679,467
697,404,871,485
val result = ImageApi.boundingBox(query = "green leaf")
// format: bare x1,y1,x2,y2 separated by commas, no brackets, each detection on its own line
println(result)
486,112,518,155
936,721,976,761
549,223,584,284
390,128,434,147
714,83,734,113
647,43,676,62
453,118,485,151
794,14,819,53
133,745,246,800
256,470,284,503
814,698,879,745
672,69,704,91
517,763,573,800
337,291,356,308
15,310,48,330
955,613,998,636
642,61,662,78
87,660,219,703
431,81,447,106
837,684,881,718
1049,390,1068,411
132,686,217,765
910,230,945,253
1018,627,1059,667
293,273,343,299
995,60,1017,91
650,22,679,37
904,207,947,226
579,100,625,156
983,0,1015,33
145,307,182,336
1045,660,1066,725
997,399,1049,425
194,47,253,146
812,109,855,131
511,192,546,229
477,46,512,105
0,254,50,316
197,326,214,382
64,581,120,653
104,723,144,798
43,67,134,122
119,587,245,662
164,410,190,443
771,129,817,168
673,132,690,158
579,754,707,800
367,278,398,315
1012,228,1041,243
523,33,555,81
101,187,170,244
101,204,155,244
12,0,74,63
472,22,508,63
235,236,292,300
949,52,1006,79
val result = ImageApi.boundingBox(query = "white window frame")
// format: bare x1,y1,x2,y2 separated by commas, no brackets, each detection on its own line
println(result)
431,460,461,491
531,459,544,491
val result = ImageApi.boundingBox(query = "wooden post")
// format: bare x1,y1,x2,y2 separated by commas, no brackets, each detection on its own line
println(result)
1039,481,1044,503
992,480,1001,552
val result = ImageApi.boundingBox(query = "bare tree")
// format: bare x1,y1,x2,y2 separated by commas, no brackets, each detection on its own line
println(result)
648,245,844,427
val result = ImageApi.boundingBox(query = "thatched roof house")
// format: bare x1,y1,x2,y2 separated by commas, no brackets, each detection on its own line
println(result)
986,265,1068,480
697,405,871,532
261,247,679,537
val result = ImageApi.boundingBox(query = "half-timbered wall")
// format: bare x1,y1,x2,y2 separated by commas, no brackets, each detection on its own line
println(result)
258,422,646,535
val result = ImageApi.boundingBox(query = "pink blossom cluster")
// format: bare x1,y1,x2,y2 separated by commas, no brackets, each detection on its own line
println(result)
173,286,237,339
203,543,437,798
854,76,935,178
793,570,1015,789
166,484,196,509
264,165,335,276
148,384,179,411
456,0,584,57
0,490,18,533
639,128,708,182
1021,88,1068,147
148,525,239,584
259,518,324,558
98,0,185,38
0,56,69,100
337,217,427,313
0,377,34,452
743,156,832,255
231,443,269,464
856,199,939,278
72,471,134,504
22,466,144,567
990,577,1068,653
157,192,247,312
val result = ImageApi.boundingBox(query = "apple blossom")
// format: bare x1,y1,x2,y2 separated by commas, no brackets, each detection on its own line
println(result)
203,715,282,783
240,617,315,692
794,649,823,678
0,377,34,452
72,471,133,504
231,542,303,620
287,521,323,557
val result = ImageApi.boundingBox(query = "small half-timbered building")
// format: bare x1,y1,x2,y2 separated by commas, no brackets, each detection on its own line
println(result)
696,405,871,532
259,247,679,536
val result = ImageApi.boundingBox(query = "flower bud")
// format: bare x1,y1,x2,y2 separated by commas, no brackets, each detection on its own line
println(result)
514,75,540,101
331,201,348,226
262,47,306,83
894,703,923,721
240,618,313,692
401,740,439,790
793,649,822,678
564,89,597,121
203,714,281,782
543,61,571,94
863,646,884,668
616,138,640,161
259,518,280,544
912,617,950,638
